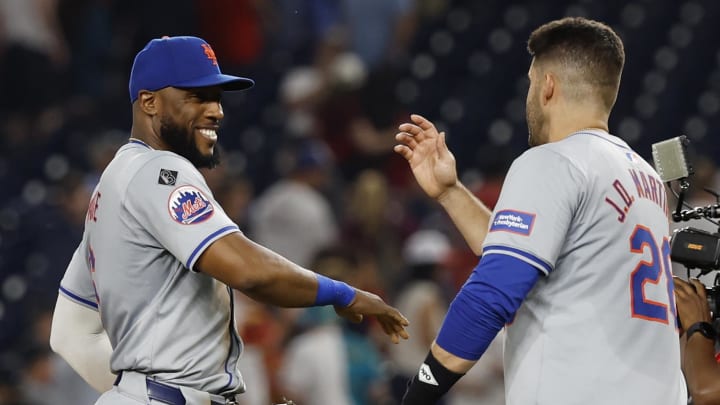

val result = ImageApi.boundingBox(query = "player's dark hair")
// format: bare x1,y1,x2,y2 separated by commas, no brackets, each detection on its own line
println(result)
527,17,625,109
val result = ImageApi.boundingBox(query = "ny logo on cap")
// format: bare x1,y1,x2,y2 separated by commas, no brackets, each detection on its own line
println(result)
201,44,218,66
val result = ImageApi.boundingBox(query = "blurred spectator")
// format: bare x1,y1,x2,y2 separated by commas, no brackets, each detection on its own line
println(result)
388,229,452,403
314,68,411,184
214,174,255,231
57,0,113,99
278,65,327,140
0,171,90,334
279,246,393,405
195,0,269,67
338,0,417,71
0,363,27,405
341,169,407,288
0,0,69,113
250,138,338,267
84,130,128,187
233,292,284,405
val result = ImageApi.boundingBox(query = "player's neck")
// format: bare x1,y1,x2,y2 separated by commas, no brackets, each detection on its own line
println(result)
129,124,167,150
548,110,609,142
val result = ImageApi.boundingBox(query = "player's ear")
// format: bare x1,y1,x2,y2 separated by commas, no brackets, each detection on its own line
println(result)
541,73,555,105
138,91,158,116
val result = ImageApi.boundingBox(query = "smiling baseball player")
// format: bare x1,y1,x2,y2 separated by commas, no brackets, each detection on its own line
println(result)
49,36,408,405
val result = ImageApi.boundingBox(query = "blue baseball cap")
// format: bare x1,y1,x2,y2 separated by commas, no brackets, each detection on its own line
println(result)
128,36,254,103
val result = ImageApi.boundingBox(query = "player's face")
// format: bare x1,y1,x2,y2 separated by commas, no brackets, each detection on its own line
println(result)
159,86,224,169
526,61,547,147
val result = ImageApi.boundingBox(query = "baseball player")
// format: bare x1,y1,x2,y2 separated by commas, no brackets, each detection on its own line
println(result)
48,36,409,405
395,18,685,404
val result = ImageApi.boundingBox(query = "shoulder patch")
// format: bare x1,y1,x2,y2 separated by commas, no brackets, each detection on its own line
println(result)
158,168,178,186
168,185,214,224
490,209,536,236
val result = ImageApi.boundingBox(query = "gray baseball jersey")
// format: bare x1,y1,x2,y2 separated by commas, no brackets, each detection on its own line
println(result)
483,130,683,405
59,139,245,395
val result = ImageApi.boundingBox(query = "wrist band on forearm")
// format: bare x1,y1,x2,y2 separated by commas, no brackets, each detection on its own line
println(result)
401,350,465,404
313,274,356,307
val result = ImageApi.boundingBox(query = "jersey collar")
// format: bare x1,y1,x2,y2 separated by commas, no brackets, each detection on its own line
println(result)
128,138,153,149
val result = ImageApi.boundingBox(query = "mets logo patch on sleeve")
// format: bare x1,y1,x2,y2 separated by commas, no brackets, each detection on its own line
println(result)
490,209,536,236
168,186,214,225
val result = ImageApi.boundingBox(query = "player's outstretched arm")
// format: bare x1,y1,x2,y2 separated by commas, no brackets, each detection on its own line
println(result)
674,277,720,405
197,233,409,343
49,294,115,393
394,114,492,255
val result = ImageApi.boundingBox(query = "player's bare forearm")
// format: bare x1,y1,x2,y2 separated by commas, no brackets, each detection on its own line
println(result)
198,233,321,307
675,277,720,405
682,335,720,405
431,341,476,374
437,183,492,255
199,233,410,343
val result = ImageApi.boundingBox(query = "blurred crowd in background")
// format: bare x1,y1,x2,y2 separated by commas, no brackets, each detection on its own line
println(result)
1,0,720,404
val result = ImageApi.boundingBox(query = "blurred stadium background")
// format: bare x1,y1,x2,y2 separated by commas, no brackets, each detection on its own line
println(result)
1,0,719,404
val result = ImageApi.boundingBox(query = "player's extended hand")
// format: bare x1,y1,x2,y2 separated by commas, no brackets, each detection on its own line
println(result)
334,289,410,344
673,277,712,333
394,114,458,200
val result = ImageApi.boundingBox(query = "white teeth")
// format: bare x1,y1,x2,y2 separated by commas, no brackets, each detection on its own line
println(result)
198,129,217,140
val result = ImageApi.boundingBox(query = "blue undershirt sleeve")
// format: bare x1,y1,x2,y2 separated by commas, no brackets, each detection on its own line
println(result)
435,253,542,360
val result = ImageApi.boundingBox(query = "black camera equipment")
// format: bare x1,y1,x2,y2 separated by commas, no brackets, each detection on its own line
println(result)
652,136,720,319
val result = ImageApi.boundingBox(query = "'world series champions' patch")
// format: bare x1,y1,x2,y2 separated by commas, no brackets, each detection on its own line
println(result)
168,186,214,224
158,169,178,185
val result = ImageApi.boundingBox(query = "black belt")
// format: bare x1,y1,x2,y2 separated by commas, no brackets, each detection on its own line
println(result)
115,371,237,405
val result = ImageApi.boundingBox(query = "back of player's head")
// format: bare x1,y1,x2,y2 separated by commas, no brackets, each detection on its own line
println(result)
527,17,625,110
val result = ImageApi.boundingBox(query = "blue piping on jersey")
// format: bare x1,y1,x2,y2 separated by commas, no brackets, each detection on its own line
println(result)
482,245,553,274
573,131,630,151
59,286,99,309
185,225,239,269
220,286,237,392
128,139,151,149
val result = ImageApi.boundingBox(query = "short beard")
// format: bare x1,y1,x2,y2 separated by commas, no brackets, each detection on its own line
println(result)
526,100,544,147
160,118,220,169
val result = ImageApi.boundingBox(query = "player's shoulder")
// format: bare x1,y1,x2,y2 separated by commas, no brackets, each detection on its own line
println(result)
513,142,578,172
131,151,203,187
506,140,590,187
518,130,629,170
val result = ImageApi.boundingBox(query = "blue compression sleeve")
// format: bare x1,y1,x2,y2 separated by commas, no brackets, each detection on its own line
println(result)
436,253,542,360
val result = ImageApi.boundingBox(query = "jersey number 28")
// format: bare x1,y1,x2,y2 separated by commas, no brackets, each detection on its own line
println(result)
629,225,676,325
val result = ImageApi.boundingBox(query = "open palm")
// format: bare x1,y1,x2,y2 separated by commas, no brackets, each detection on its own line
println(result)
334,289,410,344
394,114,458,199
